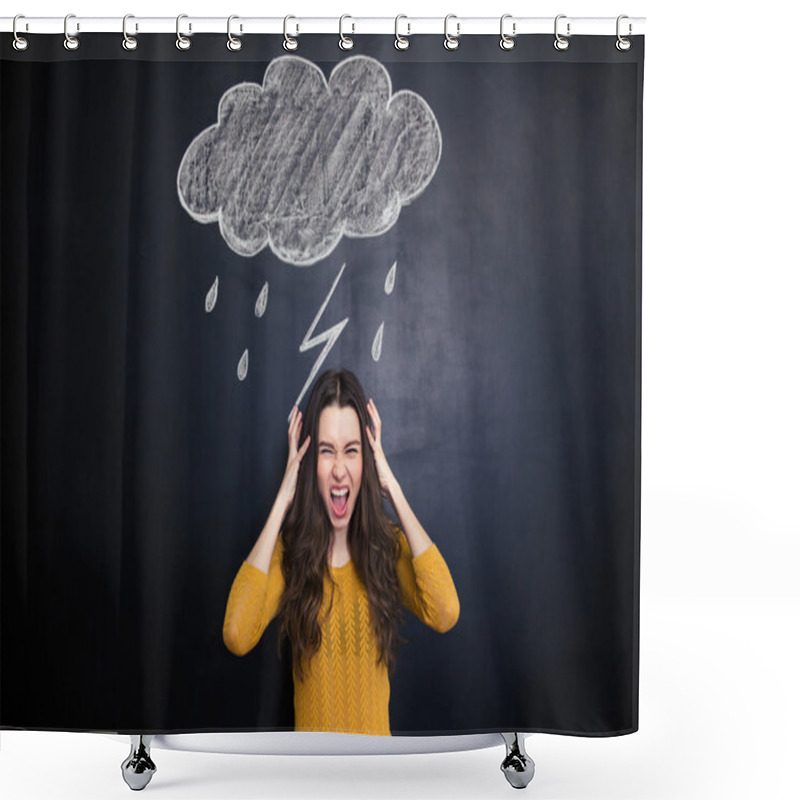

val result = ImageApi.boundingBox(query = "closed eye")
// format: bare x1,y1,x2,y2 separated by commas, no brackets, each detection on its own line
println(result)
319,444,360,455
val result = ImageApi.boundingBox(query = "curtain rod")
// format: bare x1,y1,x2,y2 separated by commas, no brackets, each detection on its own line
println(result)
1,16,646,37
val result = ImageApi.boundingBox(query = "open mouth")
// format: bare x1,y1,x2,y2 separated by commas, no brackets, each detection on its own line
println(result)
330,488,350,518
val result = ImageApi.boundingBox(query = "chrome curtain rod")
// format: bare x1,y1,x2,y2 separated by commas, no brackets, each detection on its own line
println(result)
1,15,646,36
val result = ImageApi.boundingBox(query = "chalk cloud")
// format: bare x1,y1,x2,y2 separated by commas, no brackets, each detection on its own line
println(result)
178,55,442,266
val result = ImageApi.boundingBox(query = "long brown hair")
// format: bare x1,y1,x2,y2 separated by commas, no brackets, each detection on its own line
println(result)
276,369,408,682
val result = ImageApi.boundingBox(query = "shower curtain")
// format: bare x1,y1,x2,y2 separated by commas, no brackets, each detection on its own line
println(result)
1,29,643,737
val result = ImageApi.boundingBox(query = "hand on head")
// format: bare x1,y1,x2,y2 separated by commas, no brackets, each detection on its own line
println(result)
280,404,311,507
366,398,393,498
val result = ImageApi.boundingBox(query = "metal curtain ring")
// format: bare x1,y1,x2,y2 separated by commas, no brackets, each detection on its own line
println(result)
64,13,80,51
500,14,516,50
176,14,191,50
122,14,138,51
554,14,570,51
616,15,632,51
444,14,460,51
283,15,299,51
12,14,29,51
394,15,410,50
339,14,354,50
227,15,242,51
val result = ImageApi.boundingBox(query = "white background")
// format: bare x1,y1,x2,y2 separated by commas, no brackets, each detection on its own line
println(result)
2,1,799,798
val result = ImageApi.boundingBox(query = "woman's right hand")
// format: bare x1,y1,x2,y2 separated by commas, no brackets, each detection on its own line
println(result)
279,404,311,509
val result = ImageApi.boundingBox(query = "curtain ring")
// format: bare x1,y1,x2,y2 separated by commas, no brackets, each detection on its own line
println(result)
444,14,460,51
500,14,516,50
394,15,410,50
176,13,191,50
283,15,299,51
616,15,632,51
64,13,80,51
339,14,354,50
554,14,570,51
12,14,29,51
227,15,242,51
122,14,138,51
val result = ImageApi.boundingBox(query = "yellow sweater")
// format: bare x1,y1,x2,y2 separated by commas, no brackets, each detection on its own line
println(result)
223,531,459,736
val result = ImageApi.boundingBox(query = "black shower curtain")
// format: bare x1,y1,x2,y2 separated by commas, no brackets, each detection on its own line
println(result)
1,32,643,736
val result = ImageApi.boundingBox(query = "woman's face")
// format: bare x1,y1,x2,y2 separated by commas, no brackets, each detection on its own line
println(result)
316,404,363,536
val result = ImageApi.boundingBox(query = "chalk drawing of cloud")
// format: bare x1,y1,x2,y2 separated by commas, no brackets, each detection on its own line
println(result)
177,55,442,266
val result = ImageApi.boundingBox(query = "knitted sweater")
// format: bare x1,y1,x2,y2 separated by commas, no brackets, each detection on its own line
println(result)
222,530,460,736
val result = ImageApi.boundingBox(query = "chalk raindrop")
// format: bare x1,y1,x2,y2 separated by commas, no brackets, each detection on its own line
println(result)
255,281,269,317
237,349,249,381
372,322,385,362
205,276,219,312
385,261,397,295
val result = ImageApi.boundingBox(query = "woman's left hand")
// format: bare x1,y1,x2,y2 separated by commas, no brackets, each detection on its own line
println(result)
366,398,394,498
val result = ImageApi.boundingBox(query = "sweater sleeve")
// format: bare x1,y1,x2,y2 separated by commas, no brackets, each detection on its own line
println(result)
222,534,286,656
396,529,460,633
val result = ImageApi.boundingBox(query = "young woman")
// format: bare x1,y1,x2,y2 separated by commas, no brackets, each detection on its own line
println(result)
222,369,459,736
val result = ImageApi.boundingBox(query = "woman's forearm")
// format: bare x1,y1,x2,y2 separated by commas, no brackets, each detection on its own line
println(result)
245,490,292,573
386,476,433,559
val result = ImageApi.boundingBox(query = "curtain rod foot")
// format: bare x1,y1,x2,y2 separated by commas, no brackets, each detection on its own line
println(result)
500,732,535,789
121,735,157,790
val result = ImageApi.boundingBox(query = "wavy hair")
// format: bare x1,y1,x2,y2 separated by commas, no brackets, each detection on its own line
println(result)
276,369,408,682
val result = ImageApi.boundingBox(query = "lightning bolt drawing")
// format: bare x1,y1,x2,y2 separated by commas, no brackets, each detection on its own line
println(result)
290,262,349,420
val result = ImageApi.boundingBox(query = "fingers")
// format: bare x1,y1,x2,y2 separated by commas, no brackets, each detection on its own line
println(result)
367,398,381,429
289,404,302,440
295,435,311,464
365,420,383,459
288,405,297,438
287,406,304,463
367,398,381,445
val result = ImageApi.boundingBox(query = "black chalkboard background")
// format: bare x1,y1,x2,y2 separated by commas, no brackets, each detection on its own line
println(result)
1,34,642,735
